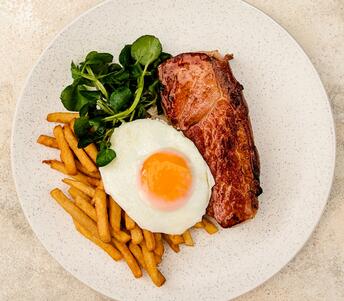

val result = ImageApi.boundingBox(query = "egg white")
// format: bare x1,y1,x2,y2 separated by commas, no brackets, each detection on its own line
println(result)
100,119,215,234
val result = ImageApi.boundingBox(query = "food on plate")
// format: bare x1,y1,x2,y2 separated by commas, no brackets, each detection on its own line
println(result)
38,34,260,287
47,112,79,123
158,52,262,227
59,35,171,167
53,125,77,175
74,220,122,261
37,135,59,149
93,188,111,243
74,195,97,221
62,178,95,198
99,119,214,234
63,125,98,173
108,196,121,231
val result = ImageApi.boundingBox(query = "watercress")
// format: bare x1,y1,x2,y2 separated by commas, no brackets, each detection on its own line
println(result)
59,35,171,167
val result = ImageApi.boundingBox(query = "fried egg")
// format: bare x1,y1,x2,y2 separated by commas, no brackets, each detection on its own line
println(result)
100,119,215,234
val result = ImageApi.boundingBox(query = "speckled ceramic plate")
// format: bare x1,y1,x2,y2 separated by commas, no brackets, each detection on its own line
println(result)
11,0,335,300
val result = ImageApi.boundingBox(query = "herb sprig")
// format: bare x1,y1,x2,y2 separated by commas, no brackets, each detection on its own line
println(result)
60,35,171,166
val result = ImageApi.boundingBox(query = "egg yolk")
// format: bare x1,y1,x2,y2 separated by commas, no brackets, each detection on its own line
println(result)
140,151,192,209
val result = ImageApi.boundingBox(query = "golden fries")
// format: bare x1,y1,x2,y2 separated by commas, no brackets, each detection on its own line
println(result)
37,135,59,149
153,233,164,257
43,160,97,186
74,220,122,261
154,254,162,265
94,188,111,243
141,240,165,287
202,217,218,234
194,221,204,228
75,160,101,179
130,225,143,245
62,178,95,198
53,125,77,175
129,242,146,269
47,112,79,123
86,177,101,187
162,234,180,253
112,239,142,278
110,228,131,243
108,197,121,231
142,229,155,251
85,144,98,163
41,112,224,287
75,195,97,222
50,188,99,238
68,187,91,203
182,230,194,246
63,125,97,173
168,234,184,245
125,213,136,230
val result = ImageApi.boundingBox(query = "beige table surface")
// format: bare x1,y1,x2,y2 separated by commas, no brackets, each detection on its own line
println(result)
1,1,343,300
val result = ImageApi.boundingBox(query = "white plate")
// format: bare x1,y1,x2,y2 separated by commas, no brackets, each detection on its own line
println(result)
11,0,335,300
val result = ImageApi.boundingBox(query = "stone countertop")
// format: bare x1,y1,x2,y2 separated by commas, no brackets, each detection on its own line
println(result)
0,1,343,300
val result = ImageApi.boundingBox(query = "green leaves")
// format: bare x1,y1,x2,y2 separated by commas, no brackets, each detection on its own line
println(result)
131,35,162,65
109,87,132,112
119,45,133,67
74,116,91,137
59,35,171,167
60,84,100,111
85,51,113,65
96,148,116,167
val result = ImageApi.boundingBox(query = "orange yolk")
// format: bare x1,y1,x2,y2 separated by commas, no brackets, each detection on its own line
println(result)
140,151,192,207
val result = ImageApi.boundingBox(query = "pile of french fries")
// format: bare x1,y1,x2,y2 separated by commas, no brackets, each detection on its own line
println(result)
37,112,218,287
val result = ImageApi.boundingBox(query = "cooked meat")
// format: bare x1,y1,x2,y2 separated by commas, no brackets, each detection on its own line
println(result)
158,52,262,228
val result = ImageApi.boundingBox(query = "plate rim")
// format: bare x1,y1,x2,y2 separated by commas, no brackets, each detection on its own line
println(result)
10,0,336,300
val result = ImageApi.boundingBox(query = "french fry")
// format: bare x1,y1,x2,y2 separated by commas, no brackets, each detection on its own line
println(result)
74,220,122,261
97,180,104,190
125,213,136,230
75,160,101,179
68,187,91,203
94,188,111,243
153,233,164,257
142,229,155,251
43,160,96,186
53,125,77,175
168,234,184,245
50,188,98,238
182,230,194,246
130,225,143,245
110,228,131,243
108,197,121,231
70,118,99,164
194,221,204,228
75,195,97,222
47,112,79,123
37,135,58,149
202,217,218,234
86,177,101,187
141,240,166,287
63,125,97,173
128,242,146,269
154,254,162,265
62,178,95,198
162,234,180,253
112,239,142,278
85,144,98,163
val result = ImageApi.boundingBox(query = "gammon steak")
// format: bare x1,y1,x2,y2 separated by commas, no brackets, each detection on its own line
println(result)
158,52,262,228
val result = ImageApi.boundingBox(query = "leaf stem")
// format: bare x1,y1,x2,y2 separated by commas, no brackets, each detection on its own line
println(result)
103,64,149,122
86,66,109,99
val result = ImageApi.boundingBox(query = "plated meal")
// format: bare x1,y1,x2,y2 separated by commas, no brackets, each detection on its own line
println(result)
37,35,261,286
